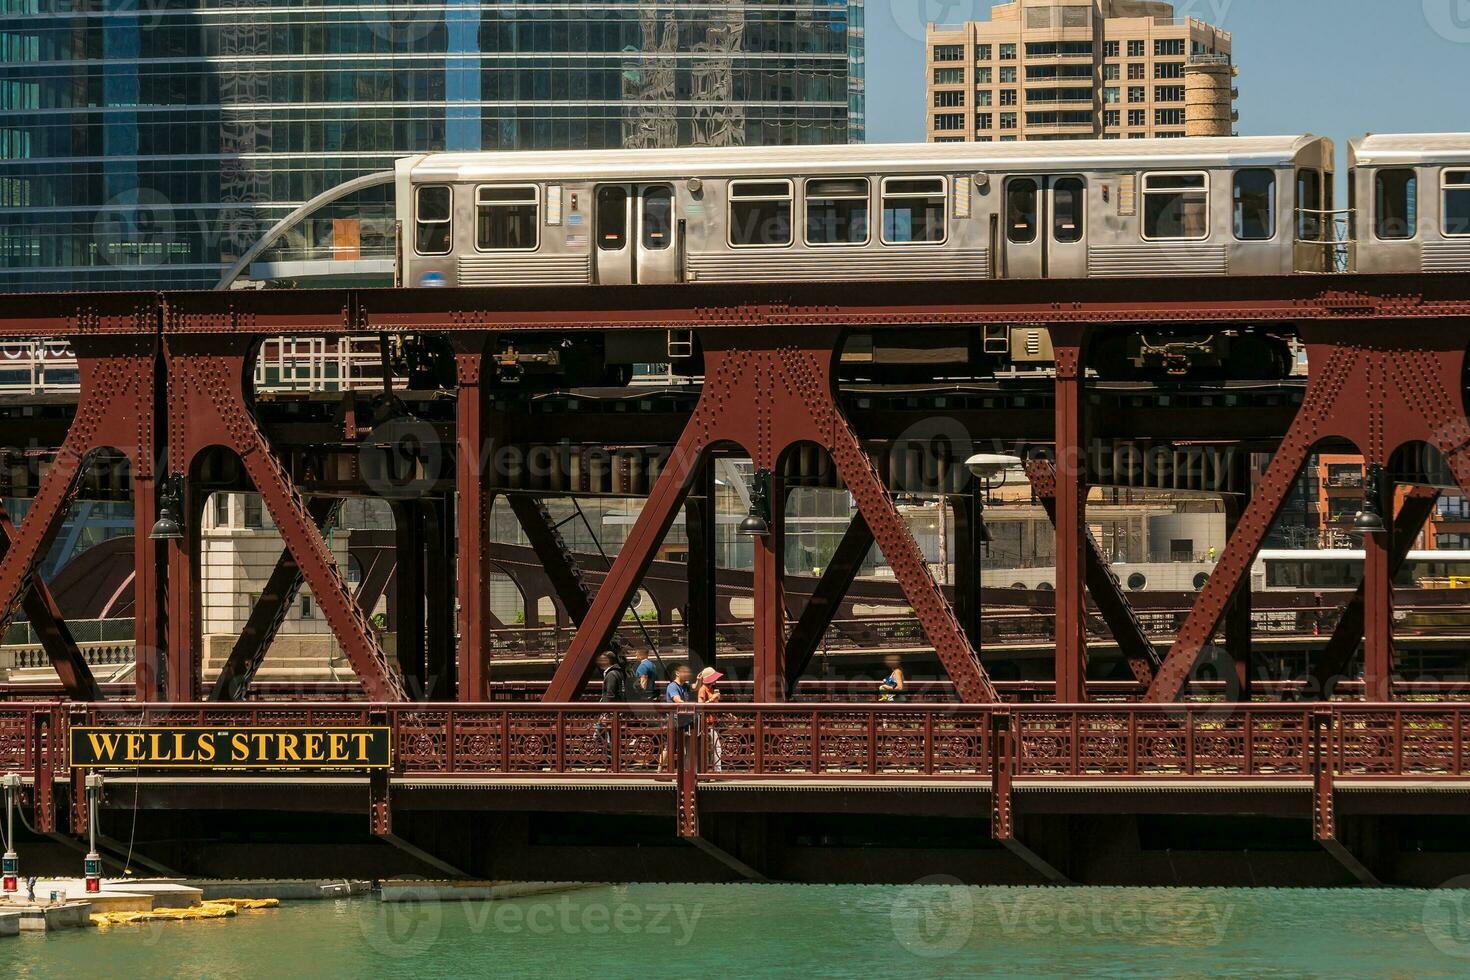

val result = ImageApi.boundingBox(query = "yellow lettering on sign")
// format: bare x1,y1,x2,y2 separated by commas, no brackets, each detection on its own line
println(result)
86,732,123,762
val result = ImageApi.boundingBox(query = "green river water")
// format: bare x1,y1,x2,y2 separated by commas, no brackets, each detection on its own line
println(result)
3,883,1469,977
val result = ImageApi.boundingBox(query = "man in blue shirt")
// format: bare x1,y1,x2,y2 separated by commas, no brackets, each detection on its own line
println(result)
634,650,662,701
663,664,693,703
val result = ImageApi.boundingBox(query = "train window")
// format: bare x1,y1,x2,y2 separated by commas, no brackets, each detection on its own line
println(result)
1375,169,1418,240
476,185,539,251
642,186,673,250
729,180,793,247
596,186,627,250
1006,178,1038,244
881,177,948,245
1053,177,1084,243
415,185,452,256
1297,170,1323,241
805,178,870,246
1141,172,1209,241
1232,169,1276,241
1444,170,1470,237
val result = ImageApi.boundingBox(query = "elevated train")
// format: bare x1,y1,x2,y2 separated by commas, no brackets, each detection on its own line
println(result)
395,133,1470,382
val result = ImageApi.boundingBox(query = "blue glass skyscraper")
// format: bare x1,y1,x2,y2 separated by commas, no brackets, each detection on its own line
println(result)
0,1,864,291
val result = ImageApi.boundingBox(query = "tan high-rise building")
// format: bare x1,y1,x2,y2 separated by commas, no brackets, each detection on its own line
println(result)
926,1,1235,143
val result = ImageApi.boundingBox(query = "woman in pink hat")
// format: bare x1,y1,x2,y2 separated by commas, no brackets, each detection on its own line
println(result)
696,667,724,772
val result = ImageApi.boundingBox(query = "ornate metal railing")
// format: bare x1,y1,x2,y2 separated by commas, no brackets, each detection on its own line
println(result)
2,703,1467,783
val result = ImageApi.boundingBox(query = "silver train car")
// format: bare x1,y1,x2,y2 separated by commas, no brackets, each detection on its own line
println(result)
1349,134,1470,275
393,133,1465,381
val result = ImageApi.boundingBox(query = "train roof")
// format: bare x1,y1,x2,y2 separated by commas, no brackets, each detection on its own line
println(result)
401,135,1331,183
1256,550,1470,561
1350,133,1470,167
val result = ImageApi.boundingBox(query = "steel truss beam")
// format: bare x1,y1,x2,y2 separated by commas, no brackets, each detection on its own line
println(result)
208,497,342,701
1148,321,1470,702
161,332,405,702
542,329,997,703
1024,459,1160,686
0,335,157,702
784,512,874,692
1312,487,1441,697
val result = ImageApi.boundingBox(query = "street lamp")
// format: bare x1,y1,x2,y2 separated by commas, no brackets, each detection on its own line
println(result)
965,454,1021,550
738,468,773,537
149,473,186,541
1352,462,1387,537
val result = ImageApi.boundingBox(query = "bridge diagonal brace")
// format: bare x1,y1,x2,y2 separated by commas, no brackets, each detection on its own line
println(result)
0,501,101,700
1025,459,1159,686
508,495,625,661
1144,349,1355,702
784,512,873,691
1313,487,1439,695
542,429,704,702
165,336,405,703
208,496,344,701
816,383,997,704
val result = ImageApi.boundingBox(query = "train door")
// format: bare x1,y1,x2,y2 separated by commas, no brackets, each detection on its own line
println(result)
1002,175,1087,279
594,183,679,284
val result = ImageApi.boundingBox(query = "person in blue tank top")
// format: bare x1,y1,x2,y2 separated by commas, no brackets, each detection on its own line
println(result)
878,655,907,702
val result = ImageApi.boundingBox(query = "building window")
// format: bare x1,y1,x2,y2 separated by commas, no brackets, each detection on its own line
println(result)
1155,108,1184,126
1156,86,1185,103
1128,63,1146,80
1103,87,1120,104
476,185,539,251
1000,66,1018,83
1444,170,1470,236
935,90,965,108
933,67,964,85
1143,172,1210,240
1105,133,1121,140
1233,169,1277,241
1104,40,1120,58
1103,64,1120,81
1007,178,1038,244
1155,38,1186,57
933,45,963,62
1000,112,1018,130
1000,89,1017,106
1128,86,1147,103
1157,132,1185,139
977,66,993,84
805,178,869,246
1128,109,1147,127
212,493,231,528
729,180,793,247
1000,43,1017,60
976,43,992,61
933,112,966,131
1103,109,1121,127
881,177,947,245
415,185,452,256
1155,62,1185,79
1375,169,1418,240
977,113,993,130
1001,136,1019,142
1053,177,1085,243
243,495,265,529
1128,40,1145,58
977,90,993,107
300,594,315,620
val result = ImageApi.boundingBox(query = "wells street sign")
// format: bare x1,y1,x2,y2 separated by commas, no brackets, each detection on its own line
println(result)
69,726,393,770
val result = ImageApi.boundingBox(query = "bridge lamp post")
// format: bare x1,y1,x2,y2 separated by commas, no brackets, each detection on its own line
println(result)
149,473,186,541
738,468,774,537
964,454,1022,656
1352,463,1388,537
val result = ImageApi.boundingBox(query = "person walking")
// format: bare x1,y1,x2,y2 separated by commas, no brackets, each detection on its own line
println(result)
595,650,629,756
659,664,694,771
696,667,724,772
634,649,662,701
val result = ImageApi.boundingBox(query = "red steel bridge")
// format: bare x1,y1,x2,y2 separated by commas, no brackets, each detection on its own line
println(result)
3,275,1470,885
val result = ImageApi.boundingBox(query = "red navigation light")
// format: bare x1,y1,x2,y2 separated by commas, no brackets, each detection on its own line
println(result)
2,875,15,893
85,876,100,894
